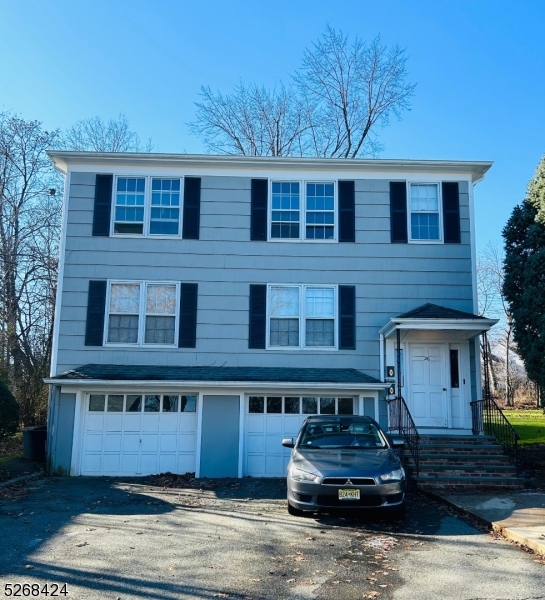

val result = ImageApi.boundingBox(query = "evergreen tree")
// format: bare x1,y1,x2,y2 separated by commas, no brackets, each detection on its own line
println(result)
0,380,19,442
502,155,545,405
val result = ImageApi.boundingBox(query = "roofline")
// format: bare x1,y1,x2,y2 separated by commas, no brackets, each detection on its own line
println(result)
47,151,493,183
44,377,387,390
379,317,499,338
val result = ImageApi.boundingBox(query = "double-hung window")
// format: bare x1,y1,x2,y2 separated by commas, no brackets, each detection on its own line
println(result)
270,181,336,241
409,183,441,241
106,281,178,346
268,285,336,349
113,177,181,236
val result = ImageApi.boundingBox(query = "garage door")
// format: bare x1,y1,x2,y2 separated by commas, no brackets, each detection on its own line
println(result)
81,393,197,476
244,395,355,477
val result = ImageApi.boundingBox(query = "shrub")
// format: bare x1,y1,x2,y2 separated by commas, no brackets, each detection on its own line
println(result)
0,380,20,442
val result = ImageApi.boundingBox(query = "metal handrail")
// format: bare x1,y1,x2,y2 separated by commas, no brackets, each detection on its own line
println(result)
470,397,520,474
387,395,420,476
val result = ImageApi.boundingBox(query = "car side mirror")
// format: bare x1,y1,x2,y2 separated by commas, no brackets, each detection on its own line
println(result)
282,437,295,448
391,437,405,448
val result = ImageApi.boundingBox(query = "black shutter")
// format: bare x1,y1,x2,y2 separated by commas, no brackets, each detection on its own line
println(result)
251,179,268,241
442,182,461,243
390,182,408,243
178,283,198,348
182,177,201,240
92,174,113,236
339,285,356,350
338,180,355,242
249,284,267,348
85,280,107,346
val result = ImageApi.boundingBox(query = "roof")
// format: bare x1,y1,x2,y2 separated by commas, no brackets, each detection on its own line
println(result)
48,364,382,385
396,303,489,320
47,151,492,184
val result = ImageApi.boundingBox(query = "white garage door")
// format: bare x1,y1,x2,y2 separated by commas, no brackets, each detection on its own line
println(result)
244,395,355,477
81,393,197,476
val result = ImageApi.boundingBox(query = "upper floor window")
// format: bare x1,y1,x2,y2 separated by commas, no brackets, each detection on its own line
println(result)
268,285,336,349
270,181,336,241
106,281,178,346
409,184,441,241
113,177,181,236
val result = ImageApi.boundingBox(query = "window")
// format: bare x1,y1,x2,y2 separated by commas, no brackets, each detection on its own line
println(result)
248,396,354,415
409,184,440,241
106,281,178,346
268,285,336,349
270,181,336,241
88,393,197,413
113,176,182,236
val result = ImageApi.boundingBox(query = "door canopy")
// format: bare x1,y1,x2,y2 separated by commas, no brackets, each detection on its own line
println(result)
379,303,498,340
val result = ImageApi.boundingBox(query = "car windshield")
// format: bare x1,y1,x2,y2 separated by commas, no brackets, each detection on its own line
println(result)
299,420,387,449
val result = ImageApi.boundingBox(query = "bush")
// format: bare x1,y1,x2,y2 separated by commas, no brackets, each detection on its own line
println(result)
0,380,19,442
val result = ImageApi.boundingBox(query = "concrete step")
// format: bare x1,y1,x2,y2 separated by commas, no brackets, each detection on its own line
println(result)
415,475,525,491
405,453,513,467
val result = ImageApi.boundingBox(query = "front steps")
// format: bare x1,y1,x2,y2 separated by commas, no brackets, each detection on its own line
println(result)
401,434,523,491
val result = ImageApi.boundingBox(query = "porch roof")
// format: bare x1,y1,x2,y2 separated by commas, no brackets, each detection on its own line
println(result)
379,303,498,339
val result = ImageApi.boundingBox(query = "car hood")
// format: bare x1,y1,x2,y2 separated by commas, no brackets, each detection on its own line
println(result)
291,448,401,478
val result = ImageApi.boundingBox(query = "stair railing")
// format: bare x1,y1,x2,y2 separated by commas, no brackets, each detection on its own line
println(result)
470,397,520,474
387,395,420,476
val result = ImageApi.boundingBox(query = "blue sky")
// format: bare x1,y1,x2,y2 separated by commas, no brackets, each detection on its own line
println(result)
1,0,544,249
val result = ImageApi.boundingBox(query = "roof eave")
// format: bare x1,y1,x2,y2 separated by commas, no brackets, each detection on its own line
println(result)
46,151,493,183
379,317,499,338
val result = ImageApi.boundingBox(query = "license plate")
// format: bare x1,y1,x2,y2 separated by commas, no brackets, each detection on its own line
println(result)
338,488,360,500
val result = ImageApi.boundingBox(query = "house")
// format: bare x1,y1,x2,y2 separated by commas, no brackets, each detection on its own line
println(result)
45,152,498,479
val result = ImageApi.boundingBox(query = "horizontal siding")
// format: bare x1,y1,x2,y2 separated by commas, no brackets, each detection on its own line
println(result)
55,172,477,376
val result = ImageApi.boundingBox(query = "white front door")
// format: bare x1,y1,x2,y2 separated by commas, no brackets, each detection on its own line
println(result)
408,344,448,428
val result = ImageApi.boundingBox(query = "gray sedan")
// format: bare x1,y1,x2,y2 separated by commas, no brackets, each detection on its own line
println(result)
282,415,406,517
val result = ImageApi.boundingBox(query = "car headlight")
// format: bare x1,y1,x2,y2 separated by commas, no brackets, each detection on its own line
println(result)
289,466,318,482
379,468,405,482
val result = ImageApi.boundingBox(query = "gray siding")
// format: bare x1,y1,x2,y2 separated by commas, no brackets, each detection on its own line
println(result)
47,390,76,475
200,395,240,477
56,173,475,377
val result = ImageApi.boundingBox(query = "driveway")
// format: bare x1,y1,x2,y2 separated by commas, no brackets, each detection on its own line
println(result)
0,477,543,599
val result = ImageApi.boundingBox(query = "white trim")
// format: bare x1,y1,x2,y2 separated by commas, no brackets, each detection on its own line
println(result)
50,172,71,376
110,175,183,238
379,333,385,382
104,280,180,348
268,179,338,243
70,390,84,476
47,152,493,184
237,393,244,478
195,392,203,478
379,317,498,339
407,181,443,244
266,284,338,350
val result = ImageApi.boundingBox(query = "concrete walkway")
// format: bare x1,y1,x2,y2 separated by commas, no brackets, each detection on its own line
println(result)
438,491,545,556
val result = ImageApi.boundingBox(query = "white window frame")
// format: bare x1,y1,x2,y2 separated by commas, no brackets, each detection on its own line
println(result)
104,280,180,348
111,175,183,238
266,284,338,350
407,182,443,244
268,180,337,243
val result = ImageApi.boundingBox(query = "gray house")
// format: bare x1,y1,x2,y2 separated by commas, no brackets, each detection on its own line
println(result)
45,152,497,479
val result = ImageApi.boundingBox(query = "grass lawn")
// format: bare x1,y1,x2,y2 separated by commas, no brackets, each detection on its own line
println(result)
503,409,545,445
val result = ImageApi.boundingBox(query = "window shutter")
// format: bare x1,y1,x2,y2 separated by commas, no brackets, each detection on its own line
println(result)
442,182,461,243
338,180,355,242
92,174,113,236
251,179,268,241
339,285,356,350
249,284,267,348
182,177,201,240
390,182,408,243
178,283,198,348
85,280,107,346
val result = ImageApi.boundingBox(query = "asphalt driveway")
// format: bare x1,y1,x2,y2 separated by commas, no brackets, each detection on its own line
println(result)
0,477,543,600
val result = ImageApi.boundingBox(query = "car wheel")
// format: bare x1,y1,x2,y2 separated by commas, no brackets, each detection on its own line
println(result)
287,501,305,517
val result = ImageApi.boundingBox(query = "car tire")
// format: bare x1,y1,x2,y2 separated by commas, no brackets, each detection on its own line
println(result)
287,501,305,517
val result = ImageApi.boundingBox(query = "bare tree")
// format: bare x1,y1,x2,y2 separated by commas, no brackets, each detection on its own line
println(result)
189,83,309,156
189,27,416,158
0,114,61,424
60,114,153,152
